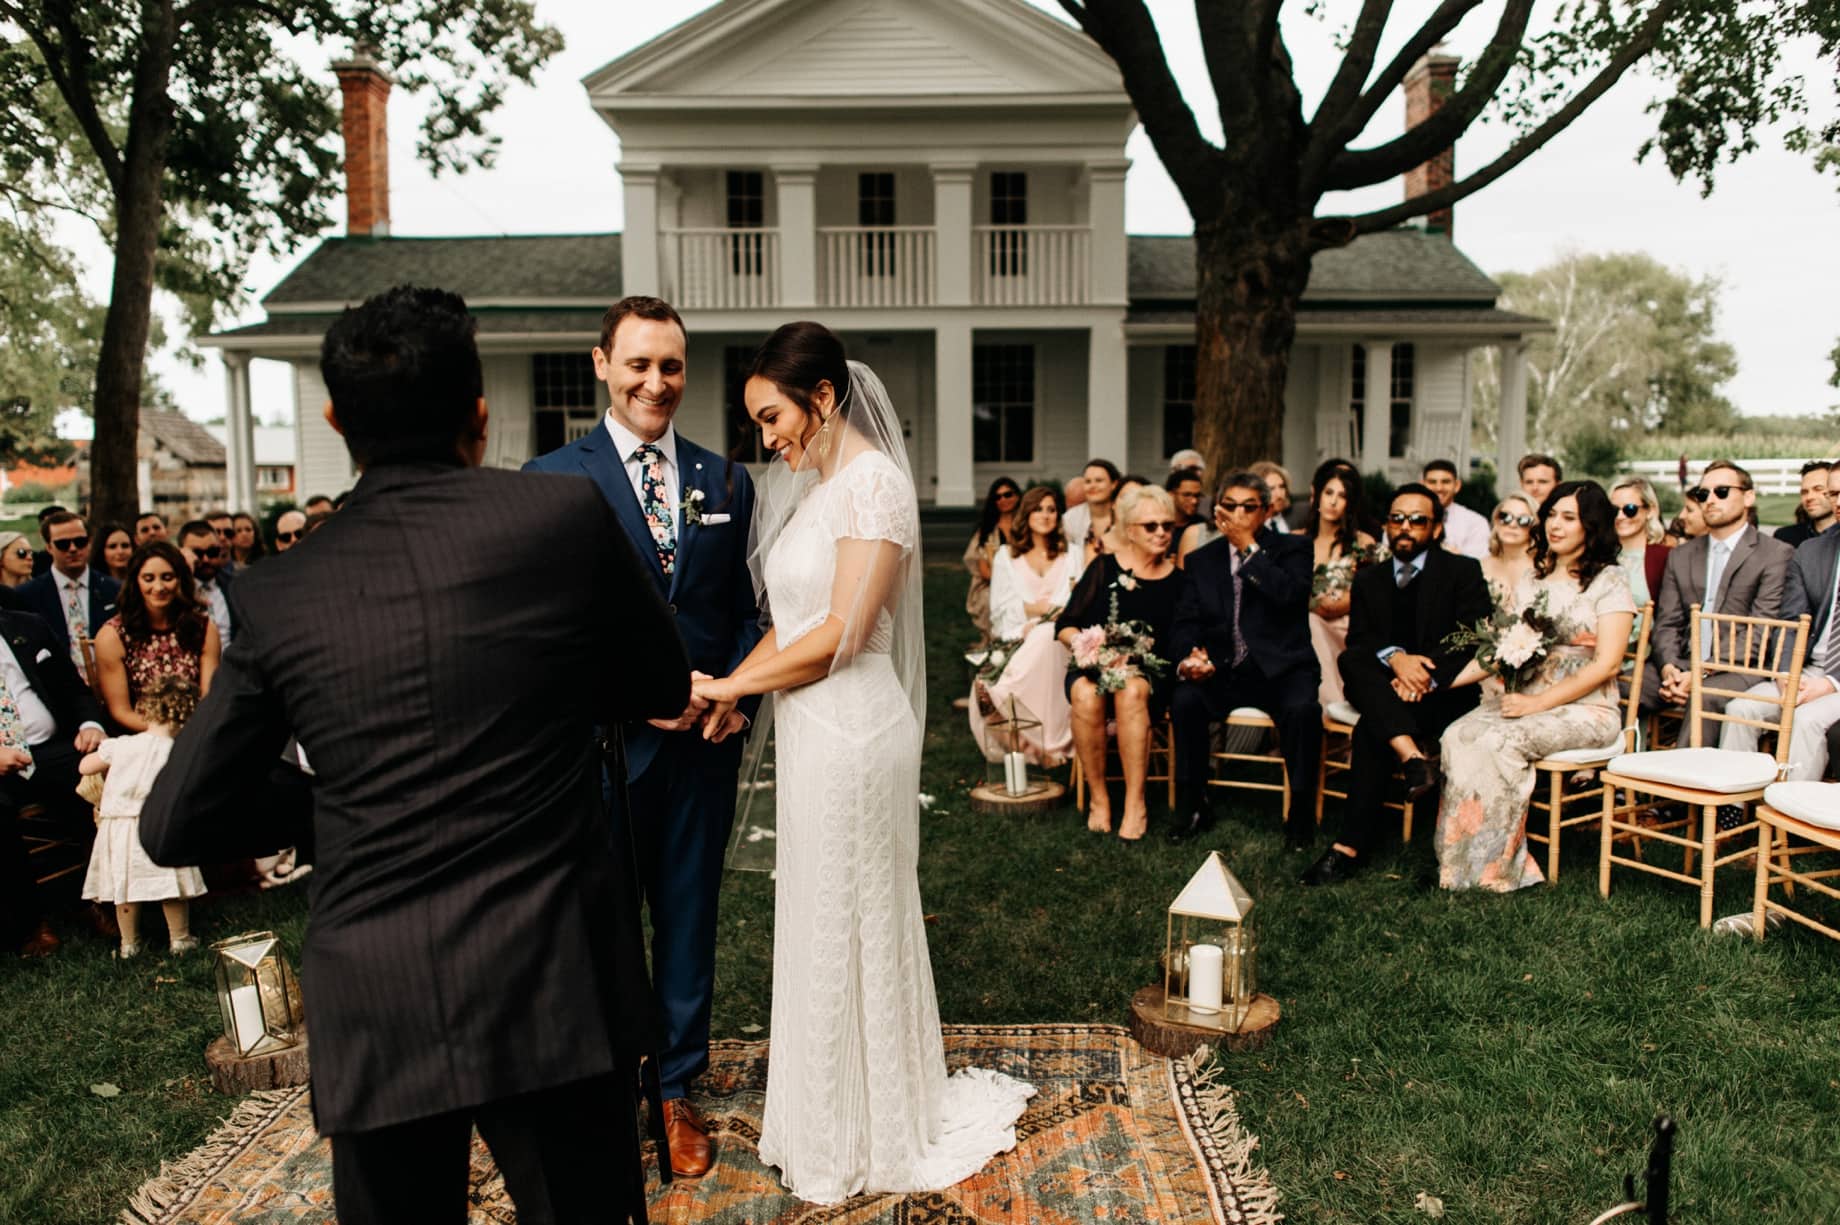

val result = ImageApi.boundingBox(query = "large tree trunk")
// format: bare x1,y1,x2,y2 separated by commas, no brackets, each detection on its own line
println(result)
1189,218,1315,480
88,7,177,528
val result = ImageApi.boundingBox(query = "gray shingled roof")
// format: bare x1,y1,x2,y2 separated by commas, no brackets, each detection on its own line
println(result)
1129,229,1499,302
143,409,226,465
216,308,607,340
263,235,624,305
1128,306,1547,328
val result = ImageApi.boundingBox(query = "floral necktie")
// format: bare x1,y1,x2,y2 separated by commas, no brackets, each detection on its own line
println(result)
0,670,34,767
1231,548,1250,667
633,443,676,577
64,579,87,679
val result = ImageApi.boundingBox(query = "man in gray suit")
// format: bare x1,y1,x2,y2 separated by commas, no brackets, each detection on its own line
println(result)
1643,460,1795,717
1721,465,1840,778
142,286,689,1225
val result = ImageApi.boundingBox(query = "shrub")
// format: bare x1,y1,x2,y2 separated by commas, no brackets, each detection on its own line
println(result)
3,482,58,505
1562,427,1625,479
1456,463,1498,515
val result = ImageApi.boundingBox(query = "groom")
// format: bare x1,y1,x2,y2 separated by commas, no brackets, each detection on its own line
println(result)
526,296,761,1177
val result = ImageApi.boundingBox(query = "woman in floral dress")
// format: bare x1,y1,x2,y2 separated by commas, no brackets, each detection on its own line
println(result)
1435,481,1635,891
95,541,220,731
1300,460,1377,708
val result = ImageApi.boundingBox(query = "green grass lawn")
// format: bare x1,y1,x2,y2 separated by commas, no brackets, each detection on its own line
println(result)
4,560,1839,1223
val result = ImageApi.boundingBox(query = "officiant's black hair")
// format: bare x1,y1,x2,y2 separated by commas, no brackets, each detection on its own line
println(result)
321,285,483,466
750,321,851,418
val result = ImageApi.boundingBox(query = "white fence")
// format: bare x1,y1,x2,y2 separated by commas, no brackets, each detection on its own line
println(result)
1625,458,1819,496
818,226,936,308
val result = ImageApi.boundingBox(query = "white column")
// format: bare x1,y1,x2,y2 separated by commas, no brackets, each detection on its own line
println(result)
233,358,258,511
620,163,660,297
221,352,253,511
931,162,975,307
775,164,818,308
1087,319,1128,463
1497,341,1528,488
935,323,974,506
1084,158,1130,305
1361,340,1393,474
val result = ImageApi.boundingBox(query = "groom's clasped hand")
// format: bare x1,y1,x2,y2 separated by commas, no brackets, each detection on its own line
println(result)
651,670,745,743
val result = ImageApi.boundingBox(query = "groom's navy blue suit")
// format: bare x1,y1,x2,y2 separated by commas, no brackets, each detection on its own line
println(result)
526,424,761,1100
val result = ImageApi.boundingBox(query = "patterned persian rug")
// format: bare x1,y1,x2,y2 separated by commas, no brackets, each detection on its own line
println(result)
122,1024,1281,1224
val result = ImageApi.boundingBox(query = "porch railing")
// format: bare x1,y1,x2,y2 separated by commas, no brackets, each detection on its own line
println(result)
661,228,781,310
972,225,1092,306
818,226,936,307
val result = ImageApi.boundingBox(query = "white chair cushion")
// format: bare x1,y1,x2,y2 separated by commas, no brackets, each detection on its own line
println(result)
1228,707,1272,722
1543,735,1628,766
1324,701,1361,727
1606,748,1779,795
1764,781,1840,830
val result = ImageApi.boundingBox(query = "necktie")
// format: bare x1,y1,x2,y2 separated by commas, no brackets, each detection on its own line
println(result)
0,670,34,768
1397,561,1418,589
1701,540,1730,660
633,443,676,577
64,579,86,679
1230,548,1249,667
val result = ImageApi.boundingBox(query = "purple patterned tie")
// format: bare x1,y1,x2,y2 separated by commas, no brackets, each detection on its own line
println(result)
1231,548,1249,667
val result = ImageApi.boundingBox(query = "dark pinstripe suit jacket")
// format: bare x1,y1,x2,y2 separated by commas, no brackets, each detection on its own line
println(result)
140,461,691,1135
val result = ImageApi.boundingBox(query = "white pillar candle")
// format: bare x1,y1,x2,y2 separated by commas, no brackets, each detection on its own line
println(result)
1003,751,1028,795
1186,943,1223,1014
228,983,266,1054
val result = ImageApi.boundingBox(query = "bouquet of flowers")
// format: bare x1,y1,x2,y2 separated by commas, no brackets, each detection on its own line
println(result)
1066,585,1169,695
973,637,1023,686
1310,539,1388,601
1440,590,1563,693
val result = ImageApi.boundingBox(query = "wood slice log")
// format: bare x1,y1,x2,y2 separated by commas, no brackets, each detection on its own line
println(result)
1129,986,1280,1057
205,1031,311,1095
968,780,1067,817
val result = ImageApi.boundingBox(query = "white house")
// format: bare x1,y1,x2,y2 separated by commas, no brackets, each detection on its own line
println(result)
202,0,1544,507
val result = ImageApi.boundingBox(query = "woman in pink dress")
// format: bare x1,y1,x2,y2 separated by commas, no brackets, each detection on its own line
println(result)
973,486,1079,766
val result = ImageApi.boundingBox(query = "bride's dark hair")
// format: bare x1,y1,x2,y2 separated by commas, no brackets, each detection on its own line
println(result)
750,321,852,417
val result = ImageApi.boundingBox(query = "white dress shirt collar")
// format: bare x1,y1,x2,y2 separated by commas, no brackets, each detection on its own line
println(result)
602,414,677,471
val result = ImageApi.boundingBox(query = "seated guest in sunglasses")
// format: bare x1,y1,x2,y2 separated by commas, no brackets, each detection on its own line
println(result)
13,512,121,684
1608,477,1669,610
1301,484,1492,884
1482,494,1538,611
0,531,34,589
1167,472,1320,849
271,509,309,554
1643,461,1793,716
176,520,237,649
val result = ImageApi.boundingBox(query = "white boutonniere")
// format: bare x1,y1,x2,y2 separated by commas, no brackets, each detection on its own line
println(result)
1116,570,1137,592
682,488,707,527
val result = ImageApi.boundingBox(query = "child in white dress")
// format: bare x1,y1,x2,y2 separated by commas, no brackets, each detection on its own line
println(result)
80,677,205,958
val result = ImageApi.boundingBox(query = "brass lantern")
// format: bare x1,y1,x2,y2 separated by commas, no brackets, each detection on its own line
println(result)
212,931,305,1056
1164,852,1259,1032
983,697,1046,798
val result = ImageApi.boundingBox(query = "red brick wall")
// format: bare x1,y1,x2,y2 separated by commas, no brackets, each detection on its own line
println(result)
334,59,391,237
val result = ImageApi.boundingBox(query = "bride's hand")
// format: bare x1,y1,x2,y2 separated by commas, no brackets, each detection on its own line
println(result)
692,674,743,706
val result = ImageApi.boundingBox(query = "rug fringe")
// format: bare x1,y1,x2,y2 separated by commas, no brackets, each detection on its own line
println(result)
119,1087,305,1225
1180,1046,1285,1225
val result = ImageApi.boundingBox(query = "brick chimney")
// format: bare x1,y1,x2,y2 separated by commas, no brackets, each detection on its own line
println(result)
332,47,392,237
1403,49,1460,237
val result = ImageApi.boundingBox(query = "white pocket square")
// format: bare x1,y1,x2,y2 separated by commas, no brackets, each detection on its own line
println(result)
34,649,51,664
700,513,732,526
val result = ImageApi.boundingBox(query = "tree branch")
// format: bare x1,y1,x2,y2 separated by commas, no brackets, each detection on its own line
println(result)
1343,0,1680,235
3,0,126,192
1304,0,1485,189
1058,0,1222,214
1308,0,1395,168
1323,0,1536,192
175,0,298,31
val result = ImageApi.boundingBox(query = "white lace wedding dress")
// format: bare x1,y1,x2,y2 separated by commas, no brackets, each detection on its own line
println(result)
757,448,1034,1204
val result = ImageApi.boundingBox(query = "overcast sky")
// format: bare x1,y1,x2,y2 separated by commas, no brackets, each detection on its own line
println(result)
123,0,1839,431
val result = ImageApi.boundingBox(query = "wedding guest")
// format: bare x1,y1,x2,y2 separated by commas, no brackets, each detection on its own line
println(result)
1167,466,1206,539
177,520,235,648
133,512,167,545
1057,483,1186,840
1300,484,1491,885
1662,493,1706,548
303,508,334,535
1608,476,1669,610
1249,460,1294,533
1302,461,1377,708
973,486,1079,766
1642,461,1793,716
0,531,33,589
27,505,60,576
303,494,335,515
1175,502,1221,565
79,676,206,958
16,511,121,682
1722,463,1840,779
272,508,308,553
1062,474,1086,511
95,541,220,731
963,477,1021,647
95,524,135,585
1061,458,1120,564
1435,481,1635,891
1169,448,1206,479
1423,459,1489,559
1775,460,1834,548
1482,494,1538,610
1097,475,1149,558
231,512,265,566
1168,471,1320,849
1517,453,1562,505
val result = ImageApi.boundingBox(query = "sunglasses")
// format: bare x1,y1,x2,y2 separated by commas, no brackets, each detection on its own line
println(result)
1616,503,1646,519
1216,500,1264,514
995,490,1019,500
1387,512,1433,527
275,530,302,544
1495,512,1535,527
191,545,223,560
50,536,89,551
10,548,30,559
1686,485,1745,503
1134,520,1176,534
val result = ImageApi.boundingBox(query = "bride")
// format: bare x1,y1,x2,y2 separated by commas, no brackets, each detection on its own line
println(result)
692,322,1033,1204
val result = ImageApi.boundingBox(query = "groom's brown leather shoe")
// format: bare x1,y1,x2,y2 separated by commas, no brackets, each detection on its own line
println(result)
663,1099,713,1178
